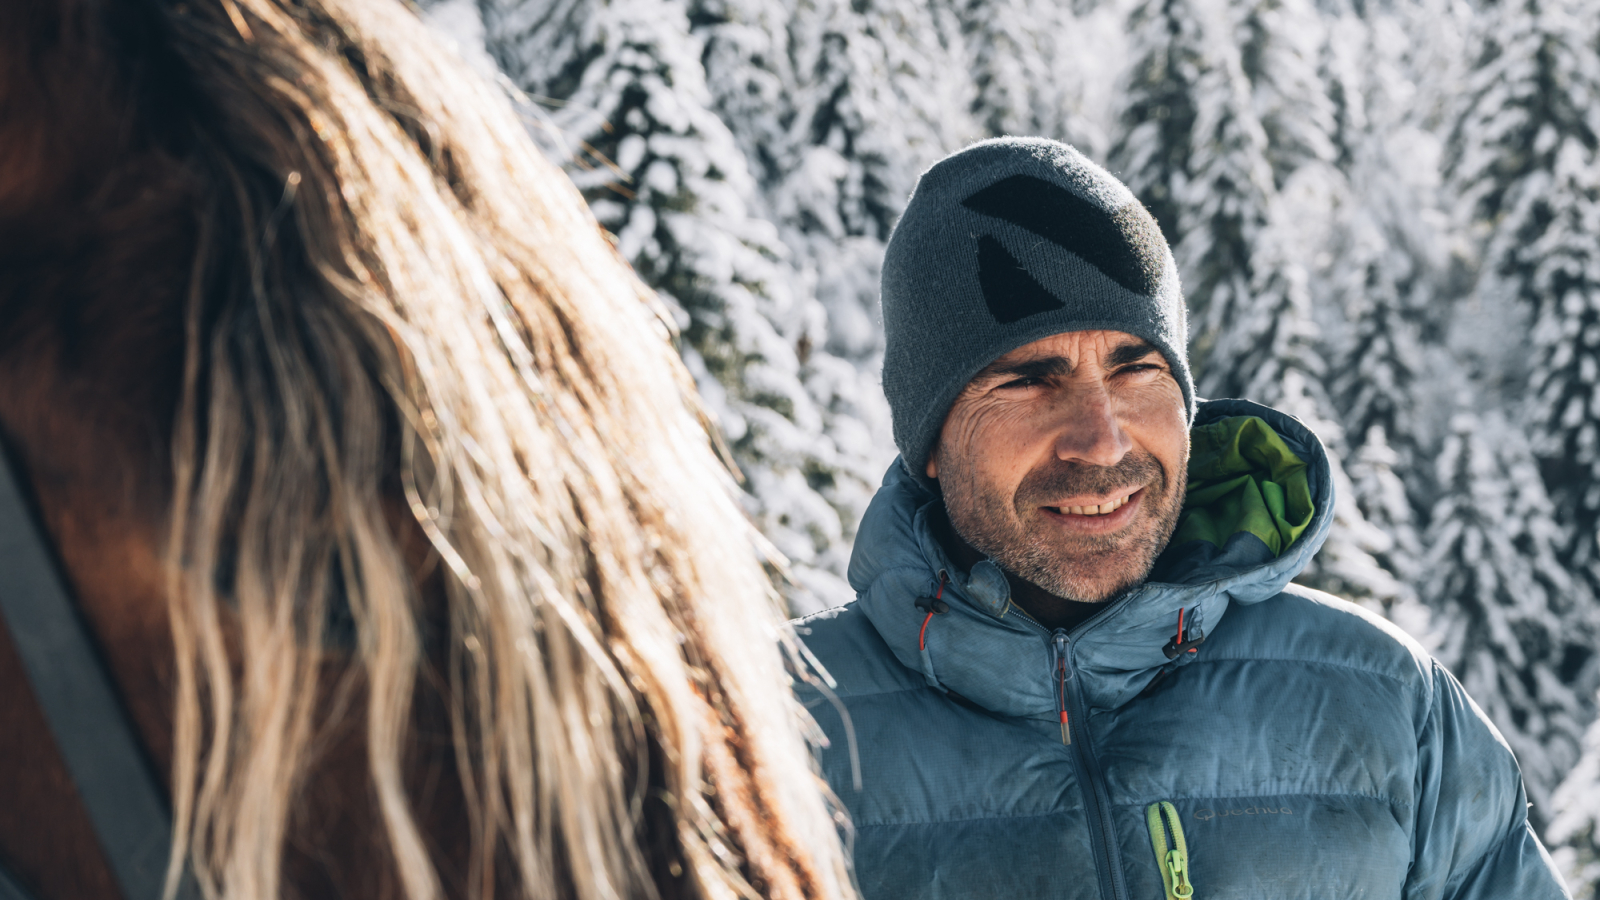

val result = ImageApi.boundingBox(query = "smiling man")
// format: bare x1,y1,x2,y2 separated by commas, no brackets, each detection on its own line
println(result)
795,138,1568,899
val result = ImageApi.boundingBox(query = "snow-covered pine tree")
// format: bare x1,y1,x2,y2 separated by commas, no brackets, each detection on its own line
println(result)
1447,0,1600,603
689,0,980,358
687,0,797,191
1390,0,1477,137
684,0,900,599
1552,712,1600,899
692,0,983,544
1116,0,1324,395
1441,0,1600,851
477,0,871,610
1422,411,1591,827
1199,0,1335,394
1342,428,1422,594
1317,5,1455,590
1240,0,1335,185
1115,0,1400,604
1115,0,1273,381
711,0,973,365
951,0,1106,154
1320,210,1434,592
1114,0,1215,239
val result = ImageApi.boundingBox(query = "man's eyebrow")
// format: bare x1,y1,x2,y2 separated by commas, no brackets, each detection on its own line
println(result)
977,340,1162,383
1106,339,1162,368
977,355,1074,382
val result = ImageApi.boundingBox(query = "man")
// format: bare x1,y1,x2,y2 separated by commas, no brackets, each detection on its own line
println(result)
795,138,1569,899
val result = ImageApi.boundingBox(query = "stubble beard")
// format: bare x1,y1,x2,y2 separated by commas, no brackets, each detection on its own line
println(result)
940,450,1187,603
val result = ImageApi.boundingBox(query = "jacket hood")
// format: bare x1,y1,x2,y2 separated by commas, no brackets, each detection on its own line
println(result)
844,398,1335,720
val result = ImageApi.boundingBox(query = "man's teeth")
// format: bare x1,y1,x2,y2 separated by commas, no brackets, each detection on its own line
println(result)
1055,495,1130,516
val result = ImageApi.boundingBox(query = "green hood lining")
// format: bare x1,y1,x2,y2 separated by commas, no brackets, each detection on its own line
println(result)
1171,415,1314,557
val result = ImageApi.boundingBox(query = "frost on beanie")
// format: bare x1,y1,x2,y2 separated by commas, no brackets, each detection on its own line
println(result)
880,137,1195,480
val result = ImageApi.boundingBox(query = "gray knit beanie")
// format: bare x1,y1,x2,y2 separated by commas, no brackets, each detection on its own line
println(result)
881,137,1195,481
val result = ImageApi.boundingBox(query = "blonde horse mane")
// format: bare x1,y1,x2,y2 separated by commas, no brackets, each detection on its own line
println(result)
95,0,860,897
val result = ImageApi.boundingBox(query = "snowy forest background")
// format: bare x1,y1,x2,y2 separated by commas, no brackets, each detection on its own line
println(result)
419,0,1600,890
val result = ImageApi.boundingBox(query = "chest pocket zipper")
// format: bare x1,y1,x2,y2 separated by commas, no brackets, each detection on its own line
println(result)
1146,801,1194,900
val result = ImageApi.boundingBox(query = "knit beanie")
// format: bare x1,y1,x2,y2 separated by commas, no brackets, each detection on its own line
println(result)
881,137,1195,481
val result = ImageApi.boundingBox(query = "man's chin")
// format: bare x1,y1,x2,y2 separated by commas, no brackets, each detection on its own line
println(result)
1007,545,1160,603
1043,576,1147,605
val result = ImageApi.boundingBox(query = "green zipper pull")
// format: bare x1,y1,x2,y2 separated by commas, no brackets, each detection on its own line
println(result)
1165,847,1193,899
1145,801,1194,900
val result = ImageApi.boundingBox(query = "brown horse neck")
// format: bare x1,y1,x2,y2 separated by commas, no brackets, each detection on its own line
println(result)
0,4,198,897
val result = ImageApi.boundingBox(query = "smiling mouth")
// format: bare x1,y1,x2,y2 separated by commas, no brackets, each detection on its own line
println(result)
1044,491,1136,517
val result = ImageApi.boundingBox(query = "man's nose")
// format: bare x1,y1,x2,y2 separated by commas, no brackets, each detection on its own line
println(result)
1052,386,1132,467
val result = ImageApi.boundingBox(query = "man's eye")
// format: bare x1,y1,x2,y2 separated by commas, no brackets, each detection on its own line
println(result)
997,376,1042,389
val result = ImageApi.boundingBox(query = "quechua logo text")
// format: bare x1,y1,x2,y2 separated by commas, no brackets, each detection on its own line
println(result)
1192,805,1293,821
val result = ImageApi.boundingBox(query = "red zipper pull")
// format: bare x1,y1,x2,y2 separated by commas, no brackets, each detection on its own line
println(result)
1162,606,1206,659
1056,659,1068,743
917,571,949,651
1054,633,1071,744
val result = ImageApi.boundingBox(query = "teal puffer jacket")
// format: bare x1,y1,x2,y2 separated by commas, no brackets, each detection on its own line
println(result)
795,400,1568,900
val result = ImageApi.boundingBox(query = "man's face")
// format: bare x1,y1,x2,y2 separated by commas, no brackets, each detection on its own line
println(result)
927,330,1190,603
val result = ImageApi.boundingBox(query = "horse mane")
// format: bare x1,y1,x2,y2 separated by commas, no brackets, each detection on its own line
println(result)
0,1,852,898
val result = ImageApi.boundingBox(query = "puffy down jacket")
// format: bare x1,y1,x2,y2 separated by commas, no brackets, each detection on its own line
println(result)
795,399,1568,900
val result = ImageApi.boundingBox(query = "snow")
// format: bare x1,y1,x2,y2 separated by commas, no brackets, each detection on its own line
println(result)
1553,713,1600,899
1423,412,1588,827
430,0,1600,880
1440,0,1600,876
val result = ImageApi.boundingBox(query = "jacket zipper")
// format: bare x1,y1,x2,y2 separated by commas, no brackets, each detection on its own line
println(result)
1051,633,1071,744
1049,629,1130,900
1145,801,1194,900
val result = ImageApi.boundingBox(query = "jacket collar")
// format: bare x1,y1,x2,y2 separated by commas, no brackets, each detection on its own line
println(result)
846,399,1335,719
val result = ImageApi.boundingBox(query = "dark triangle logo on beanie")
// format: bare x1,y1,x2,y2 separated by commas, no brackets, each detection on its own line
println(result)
976,236,1065,324
962,174,1166,297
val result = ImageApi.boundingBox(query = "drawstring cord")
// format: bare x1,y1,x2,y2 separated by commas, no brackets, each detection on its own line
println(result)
916,571,949,651
1162,606,1207,659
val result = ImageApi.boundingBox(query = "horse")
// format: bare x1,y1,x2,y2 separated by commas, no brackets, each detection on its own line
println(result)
0,0,852,897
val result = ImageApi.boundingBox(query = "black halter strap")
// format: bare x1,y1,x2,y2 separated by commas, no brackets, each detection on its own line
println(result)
0,444,194,900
